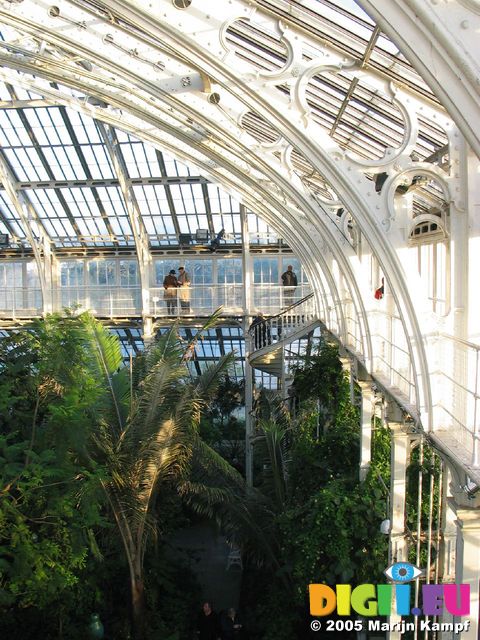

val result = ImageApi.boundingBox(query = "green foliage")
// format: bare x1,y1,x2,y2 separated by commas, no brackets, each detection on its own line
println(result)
200,376,246,469
0,312,246,639
291,341,346,424
243,343,391,639
0,314,109,636
206,376,244,425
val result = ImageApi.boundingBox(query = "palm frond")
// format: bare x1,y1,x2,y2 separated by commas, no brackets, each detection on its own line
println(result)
181,308,224,362
256,419,290,510
81,314,125,432
129,361,187,441
193,353,235,400
131,326,182,389
136,418,192,496
146,326,183,370
189,435,246,489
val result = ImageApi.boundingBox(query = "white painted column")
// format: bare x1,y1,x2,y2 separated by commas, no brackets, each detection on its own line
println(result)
244,321,254,487
455,508,480,640
358,380,373,481
142,316,154,346
441,469,458,585
49,254,60,314
339,354,354,404
241,204,254,486
466,142,480,342
240,204,252,316
439,474,458,640
389,422,410,564
388,418,410,640
449,138,470,462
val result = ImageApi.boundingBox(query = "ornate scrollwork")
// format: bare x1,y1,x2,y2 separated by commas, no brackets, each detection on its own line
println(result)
345,83,418,169
219,16,302,81
292,59,356,125
381,163,452,230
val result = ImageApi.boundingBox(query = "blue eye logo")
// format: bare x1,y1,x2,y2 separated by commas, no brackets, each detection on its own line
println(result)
384,562,423,583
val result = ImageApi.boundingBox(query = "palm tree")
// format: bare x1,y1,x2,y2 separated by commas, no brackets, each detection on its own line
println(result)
81,312,240,639
252,390,291,511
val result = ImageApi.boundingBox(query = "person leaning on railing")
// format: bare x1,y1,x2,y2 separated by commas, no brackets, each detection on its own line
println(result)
177,266,191,313
281,265,298,307
163,269,179,316
249,313,271,349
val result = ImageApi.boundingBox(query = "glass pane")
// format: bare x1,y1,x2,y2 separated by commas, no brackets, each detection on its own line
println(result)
217,258,242,284
253,256,278,283
88,260,117,285
119,260,138,286
183,259,213,285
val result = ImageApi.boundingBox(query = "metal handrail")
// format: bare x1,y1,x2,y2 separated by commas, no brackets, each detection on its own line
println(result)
247,293,317,357
247,292,315,337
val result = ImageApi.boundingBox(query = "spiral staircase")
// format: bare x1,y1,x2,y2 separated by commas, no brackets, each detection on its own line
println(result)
247,293,321,380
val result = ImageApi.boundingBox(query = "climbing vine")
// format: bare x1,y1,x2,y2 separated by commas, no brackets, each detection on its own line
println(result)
242,343,391,639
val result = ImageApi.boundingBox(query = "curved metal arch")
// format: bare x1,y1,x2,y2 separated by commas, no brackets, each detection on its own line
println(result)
93,0,432,424
0,53,373,368
359,0,480,160
0,2,429,419
0,65,353,349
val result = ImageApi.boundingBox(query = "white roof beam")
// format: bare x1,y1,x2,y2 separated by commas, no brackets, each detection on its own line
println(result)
360,0,480,160
96,121,152,317
0,151,54,312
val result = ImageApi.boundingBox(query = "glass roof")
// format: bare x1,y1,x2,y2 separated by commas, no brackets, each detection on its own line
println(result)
0,89,278,249
227,0,447,164
0,0,451,253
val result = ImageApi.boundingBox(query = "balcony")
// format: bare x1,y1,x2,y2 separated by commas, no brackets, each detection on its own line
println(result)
0,283,313,319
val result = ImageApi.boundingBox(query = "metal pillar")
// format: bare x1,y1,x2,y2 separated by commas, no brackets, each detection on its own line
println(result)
387,410,410,640
142,316,154,346
438,467,458,639
0,151,56,313
454,507,480,640
441,468,458,584
389,422,410,564
244,322,254,487
358,380,373,481
97,123,152,320
241,205,254,486
240,204,252,316
339,354,354,404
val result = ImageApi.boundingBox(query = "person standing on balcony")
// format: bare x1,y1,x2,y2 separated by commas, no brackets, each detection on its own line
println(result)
177,266,191,312
281,264,297,307
163,269,179,316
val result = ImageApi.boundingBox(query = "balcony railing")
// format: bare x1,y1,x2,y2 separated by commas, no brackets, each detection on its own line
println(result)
248,293,317,351
429,333,480,469
56,283,313,317
0,287,43,317
0,283,312,318
149,284,244,316
57,286,142,317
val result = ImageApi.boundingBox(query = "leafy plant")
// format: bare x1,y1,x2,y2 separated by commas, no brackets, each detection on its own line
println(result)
0,312,252,640
242,342,390,638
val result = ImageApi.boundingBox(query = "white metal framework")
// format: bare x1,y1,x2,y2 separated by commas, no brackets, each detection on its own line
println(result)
0,1,479,637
